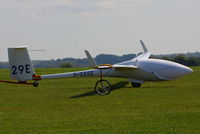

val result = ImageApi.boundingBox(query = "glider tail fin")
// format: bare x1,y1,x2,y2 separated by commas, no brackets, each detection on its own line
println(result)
140,40,148,53
84,50,99,68
8,47,35,81
134,40,151,60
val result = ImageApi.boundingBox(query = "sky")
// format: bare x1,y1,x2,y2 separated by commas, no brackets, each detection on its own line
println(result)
0,0,200,61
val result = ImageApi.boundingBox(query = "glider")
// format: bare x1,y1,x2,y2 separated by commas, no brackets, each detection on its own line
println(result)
0,41,193,95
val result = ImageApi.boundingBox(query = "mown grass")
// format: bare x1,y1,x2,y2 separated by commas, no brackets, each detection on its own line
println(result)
0,67,200,134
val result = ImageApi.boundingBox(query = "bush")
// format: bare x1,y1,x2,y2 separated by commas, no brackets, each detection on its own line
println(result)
60,63,72,68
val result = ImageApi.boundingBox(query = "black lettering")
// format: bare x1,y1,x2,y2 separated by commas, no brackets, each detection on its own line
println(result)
25,64,31,73
73,73,77,77
18,65,24,74
80,72,83,77
83,72,87,76
12,66,17,75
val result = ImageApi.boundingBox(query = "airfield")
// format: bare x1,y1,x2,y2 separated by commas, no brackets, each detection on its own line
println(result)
0,67,200,134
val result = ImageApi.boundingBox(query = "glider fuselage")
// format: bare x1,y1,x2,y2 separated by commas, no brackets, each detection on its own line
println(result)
41,58,192,84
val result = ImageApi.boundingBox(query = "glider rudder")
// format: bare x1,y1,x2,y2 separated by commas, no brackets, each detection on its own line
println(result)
8,46,35,82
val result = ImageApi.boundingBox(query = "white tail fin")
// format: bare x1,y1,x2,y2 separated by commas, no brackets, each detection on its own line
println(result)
133,40,151,60
8,46,35,81
84,50,99,68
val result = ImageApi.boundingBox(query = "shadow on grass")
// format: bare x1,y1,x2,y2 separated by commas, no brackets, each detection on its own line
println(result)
144,86,176,89
70,81,129,99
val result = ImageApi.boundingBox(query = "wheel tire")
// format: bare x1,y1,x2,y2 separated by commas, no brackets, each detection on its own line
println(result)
131,82,141,88
95,80,111,96
33,81,39,87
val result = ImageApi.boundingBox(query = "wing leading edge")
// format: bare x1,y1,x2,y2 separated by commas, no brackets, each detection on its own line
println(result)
112,64,137,70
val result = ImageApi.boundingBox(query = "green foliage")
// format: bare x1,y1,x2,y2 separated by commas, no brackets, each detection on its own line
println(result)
171,55,200,66
155,55,200,66
0,67,200,134
174,54,188,65
1,52,200,68
60,62,72,68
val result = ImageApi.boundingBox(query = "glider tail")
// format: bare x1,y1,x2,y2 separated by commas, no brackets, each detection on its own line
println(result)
8,47,35,82
132,40,151,60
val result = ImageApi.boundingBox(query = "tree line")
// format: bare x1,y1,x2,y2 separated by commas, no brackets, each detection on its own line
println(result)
0,52,200,69
151,54,200,66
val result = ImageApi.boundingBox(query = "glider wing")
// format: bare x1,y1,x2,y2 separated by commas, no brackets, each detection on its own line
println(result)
112,64,137,70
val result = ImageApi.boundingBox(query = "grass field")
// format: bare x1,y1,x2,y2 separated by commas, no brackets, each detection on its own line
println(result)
0,67,200,134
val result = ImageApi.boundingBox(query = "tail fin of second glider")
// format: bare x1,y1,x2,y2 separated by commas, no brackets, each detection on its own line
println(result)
140,40,148,53
8,47,35,81
134,40,151,60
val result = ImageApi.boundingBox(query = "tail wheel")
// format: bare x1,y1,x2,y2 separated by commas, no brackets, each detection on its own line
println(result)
131,82,141,88
33,81,39,87
95,80,111,96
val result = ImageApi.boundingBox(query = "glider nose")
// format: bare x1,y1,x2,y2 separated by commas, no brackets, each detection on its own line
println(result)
180,66,193,76
171,64,193,79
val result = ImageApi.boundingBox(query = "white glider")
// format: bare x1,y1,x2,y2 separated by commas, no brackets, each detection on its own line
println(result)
0,40,193,95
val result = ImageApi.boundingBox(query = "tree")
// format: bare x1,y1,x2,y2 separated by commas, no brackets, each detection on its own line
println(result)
60,63,72,68
174,54,188,65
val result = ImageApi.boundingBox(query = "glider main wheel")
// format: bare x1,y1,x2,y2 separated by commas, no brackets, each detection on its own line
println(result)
95,80,111,96
131,82,141,88
33,81,39,87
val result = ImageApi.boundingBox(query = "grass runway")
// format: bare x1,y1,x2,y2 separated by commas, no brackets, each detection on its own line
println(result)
0,67,200,134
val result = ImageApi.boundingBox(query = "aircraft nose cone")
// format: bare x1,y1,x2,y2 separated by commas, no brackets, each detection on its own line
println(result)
181,66,193,75
173,65,193,79
156,61,193,80
137,59,193,80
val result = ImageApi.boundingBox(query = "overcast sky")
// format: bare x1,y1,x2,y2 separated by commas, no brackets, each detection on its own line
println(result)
0,0,200,61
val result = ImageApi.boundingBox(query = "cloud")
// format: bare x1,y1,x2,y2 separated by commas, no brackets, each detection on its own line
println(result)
52,0,158,16
195,1,200,10
0,0,158,18
138,0,157,5
53,0,135,13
